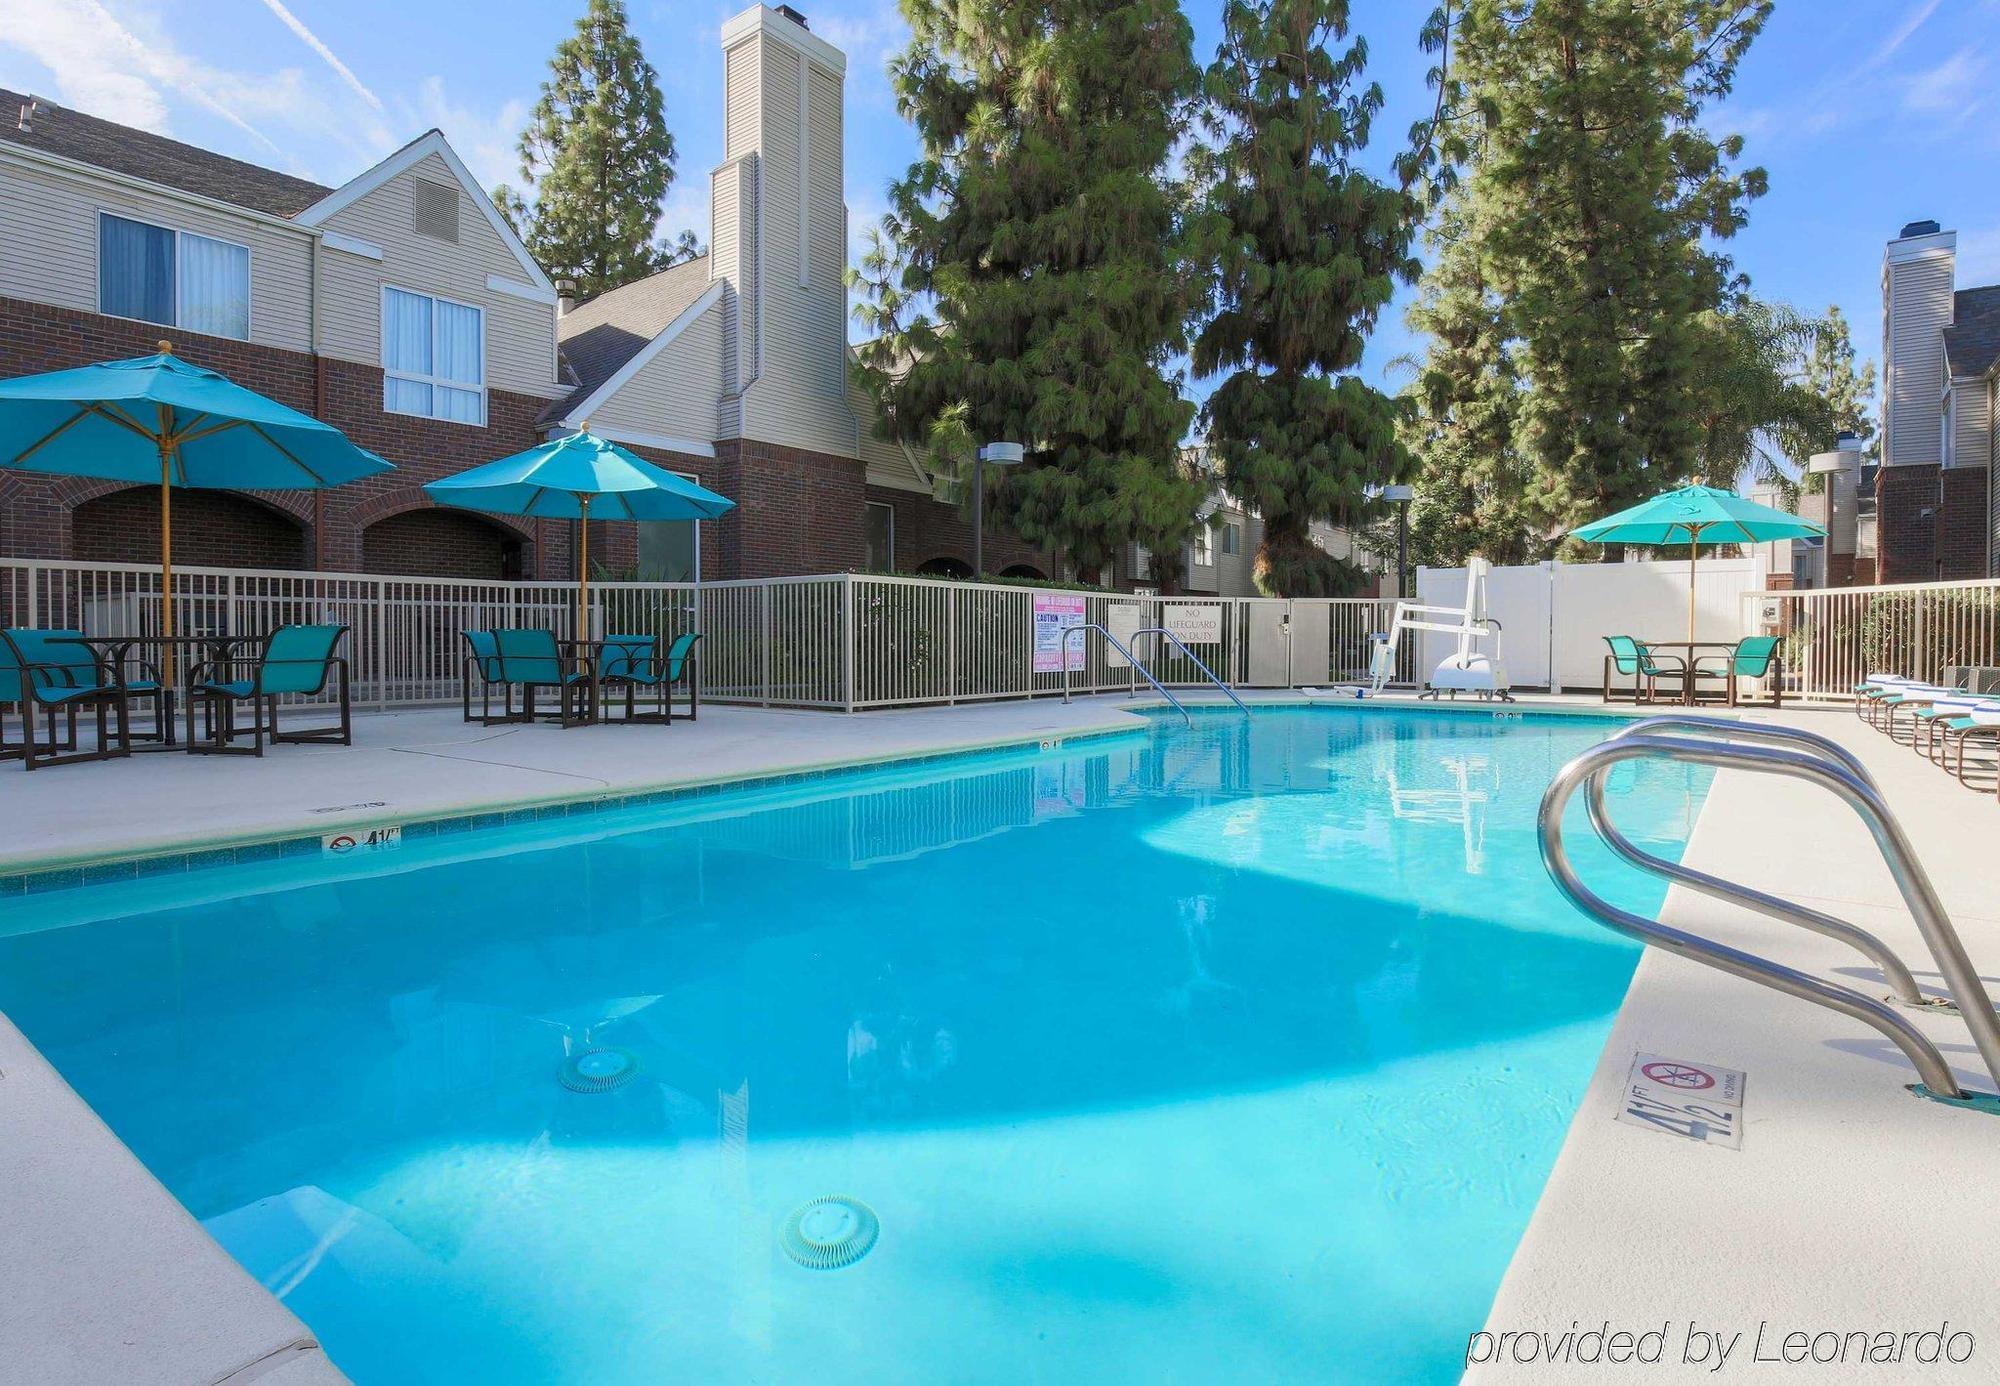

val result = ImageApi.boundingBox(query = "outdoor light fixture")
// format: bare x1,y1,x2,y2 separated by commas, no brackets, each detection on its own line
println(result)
1369,483,1416,598
973,441,1025,580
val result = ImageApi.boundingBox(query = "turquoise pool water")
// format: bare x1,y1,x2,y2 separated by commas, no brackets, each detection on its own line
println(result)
0,707,1706,1384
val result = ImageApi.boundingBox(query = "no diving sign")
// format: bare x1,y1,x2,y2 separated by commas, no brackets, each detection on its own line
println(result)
1615,1053,1747,1149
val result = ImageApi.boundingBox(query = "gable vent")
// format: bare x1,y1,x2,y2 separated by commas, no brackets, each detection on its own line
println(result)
413,179,460,243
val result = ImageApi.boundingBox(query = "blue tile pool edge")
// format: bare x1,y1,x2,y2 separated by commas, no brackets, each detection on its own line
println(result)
0,699,1666,898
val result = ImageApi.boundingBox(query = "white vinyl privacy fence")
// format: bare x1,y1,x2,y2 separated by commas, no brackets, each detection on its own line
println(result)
1,560,1405,712
1417,558,1760,690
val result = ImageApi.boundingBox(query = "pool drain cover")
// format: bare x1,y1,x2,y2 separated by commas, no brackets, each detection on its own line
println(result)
559,1047,640,1094
780,1196,879,1269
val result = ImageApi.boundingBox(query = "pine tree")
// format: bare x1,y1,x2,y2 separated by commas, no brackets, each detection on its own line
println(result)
858,0,1208,583
1189,0,1419,596
1403,0,1772,557
1799,304,1877,474
497,0,690,299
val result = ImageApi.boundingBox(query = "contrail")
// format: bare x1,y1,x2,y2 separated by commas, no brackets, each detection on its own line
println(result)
75,0,281,153
255,0,385,111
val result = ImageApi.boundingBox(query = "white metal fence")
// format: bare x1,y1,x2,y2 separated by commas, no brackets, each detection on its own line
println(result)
1,559,1405,712
1743,578,2000,702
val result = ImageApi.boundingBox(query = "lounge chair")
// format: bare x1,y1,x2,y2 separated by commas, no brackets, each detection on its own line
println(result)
1930,703,2000,787
486,628,594,727
598,632,703,723
184,624,352,756
0,628,134,770
1602,635,1688,704
1694,635,1784,708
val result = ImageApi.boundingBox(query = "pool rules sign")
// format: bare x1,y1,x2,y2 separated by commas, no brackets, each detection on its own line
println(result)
1615,1053,1746,1149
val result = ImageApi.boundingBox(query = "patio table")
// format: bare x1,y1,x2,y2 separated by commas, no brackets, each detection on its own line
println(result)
57,633,261,749
1641,640,1738,707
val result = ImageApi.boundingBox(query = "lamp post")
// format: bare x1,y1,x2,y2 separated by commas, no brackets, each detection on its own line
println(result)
1367,483,1415,597
973,441,1024,580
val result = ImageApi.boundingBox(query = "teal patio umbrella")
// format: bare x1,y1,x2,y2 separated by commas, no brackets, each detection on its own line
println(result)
0,340,394,665
1570,483,1825,640
423,428,735,636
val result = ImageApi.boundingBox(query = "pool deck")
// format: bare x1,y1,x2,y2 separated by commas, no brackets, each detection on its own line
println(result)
1475,703,2000,1382
3,693,1997,1382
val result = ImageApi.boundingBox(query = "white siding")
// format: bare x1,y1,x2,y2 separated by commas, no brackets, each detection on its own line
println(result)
711,155,758,435
588,298,725,445
1882,240,1954,469
716,23,858,458
1949,374,1991,471
850,369,927,491
0,150,312,351
315,153,561,399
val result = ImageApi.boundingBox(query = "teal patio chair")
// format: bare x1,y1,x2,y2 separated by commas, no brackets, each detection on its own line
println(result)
460,630,513,724
1695,635,1784,708
184,624,351,756
1,628,133,769
488,628,593,727
598,632,703,724
1601,635,1687,704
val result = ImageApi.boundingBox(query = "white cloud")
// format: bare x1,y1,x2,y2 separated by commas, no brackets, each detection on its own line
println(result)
1902,51,1985,116
812,2,907,100
405,77,528,195
1859,0,1941,73
253,0,383,112
0,0,289,147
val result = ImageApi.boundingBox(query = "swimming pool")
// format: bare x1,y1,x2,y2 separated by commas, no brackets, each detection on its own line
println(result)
0,707,1707,1383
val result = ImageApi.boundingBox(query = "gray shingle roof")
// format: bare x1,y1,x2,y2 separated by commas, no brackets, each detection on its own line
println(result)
0,89,331,217
544,256,713,423
1945,285,2000,379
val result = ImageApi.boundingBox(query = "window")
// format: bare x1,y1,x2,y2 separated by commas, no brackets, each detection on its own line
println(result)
1189,523,1214,567
1133,544,1153,579
637,467,704,580
1220,522,1242,556
863,501,895,571
383,286,484,424
98,212,249,340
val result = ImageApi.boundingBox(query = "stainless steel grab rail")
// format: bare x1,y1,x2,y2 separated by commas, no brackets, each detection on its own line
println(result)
1130,627,1251,714
1591,720,1926,1009
1059,624,1192,726
1539,718,2000,1101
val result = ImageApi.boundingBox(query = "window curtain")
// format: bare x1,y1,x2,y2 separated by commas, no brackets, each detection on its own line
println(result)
383,288,433,415
100,215,174,326
178,232,249,340
434,299,482,423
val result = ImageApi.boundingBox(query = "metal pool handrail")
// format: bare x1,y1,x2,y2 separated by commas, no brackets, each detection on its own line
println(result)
1129,627,1250,714
1059,623,1192,726
1538,717,2000,1101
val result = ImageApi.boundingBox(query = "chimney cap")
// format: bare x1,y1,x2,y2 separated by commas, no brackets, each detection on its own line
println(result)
1898,219,1943,238
776,4,808,28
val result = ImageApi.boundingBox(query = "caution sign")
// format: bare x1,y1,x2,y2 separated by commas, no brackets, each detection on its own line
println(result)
1615,1052,1746,1149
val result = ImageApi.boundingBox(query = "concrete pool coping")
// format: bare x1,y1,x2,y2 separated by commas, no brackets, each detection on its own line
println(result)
1472,705,2000,1382
12,693,1991,1381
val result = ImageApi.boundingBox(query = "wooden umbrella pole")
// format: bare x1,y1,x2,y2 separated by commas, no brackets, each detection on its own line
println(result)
577,492,591,643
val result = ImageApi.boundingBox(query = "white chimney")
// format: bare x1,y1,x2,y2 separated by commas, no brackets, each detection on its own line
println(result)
1880,220,1955,471
710,5,859,455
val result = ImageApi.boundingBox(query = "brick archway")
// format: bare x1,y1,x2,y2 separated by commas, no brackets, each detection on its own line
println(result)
71,484,311,570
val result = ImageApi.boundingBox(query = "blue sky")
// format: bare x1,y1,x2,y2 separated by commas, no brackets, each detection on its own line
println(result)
6,0,1998,414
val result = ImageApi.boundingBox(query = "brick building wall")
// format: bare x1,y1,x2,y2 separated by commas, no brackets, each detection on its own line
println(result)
1876,463,1991,582
72,487,308,569
0,295,593,580
1939,467,1989,579
1,296,1063,586
864,484,1053,578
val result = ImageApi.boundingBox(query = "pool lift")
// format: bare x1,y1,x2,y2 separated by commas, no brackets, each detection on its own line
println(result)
1365,557,1514,701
